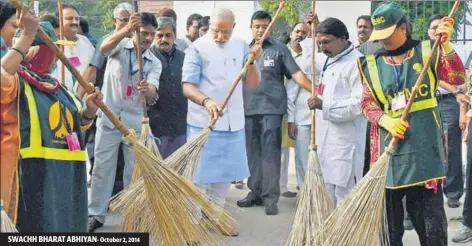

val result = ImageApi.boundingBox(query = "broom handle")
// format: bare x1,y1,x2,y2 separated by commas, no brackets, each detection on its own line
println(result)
133,1,147,118
309,0,317,147
387,0,461,150
209,0,286,126
58,0,65,85
10,0,130,136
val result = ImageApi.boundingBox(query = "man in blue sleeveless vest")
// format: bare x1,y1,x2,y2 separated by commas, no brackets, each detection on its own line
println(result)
358,2,466,245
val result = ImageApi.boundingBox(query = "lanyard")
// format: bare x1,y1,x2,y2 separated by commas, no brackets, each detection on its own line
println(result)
51,92,74,133
390,50,409,92
320,46,355,81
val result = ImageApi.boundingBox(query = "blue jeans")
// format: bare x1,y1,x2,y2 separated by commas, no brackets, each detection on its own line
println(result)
462,120,472,227
438,96,464,200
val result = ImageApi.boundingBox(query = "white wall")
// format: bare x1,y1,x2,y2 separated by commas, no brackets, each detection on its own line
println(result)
316,1,371,45
173,1,259,42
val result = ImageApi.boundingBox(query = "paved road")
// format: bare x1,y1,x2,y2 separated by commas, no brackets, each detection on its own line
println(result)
92,148,472,246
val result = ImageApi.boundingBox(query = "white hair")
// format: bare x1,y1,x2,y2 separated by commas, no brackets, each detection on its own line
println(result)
211,8,235,22
113,3,134,18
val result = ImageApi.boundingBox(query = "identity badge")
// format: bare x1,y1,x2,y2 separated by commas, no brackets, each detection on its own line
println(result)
263,57,274,67
391,93,407,111
66,132,81,151
68,56,81,67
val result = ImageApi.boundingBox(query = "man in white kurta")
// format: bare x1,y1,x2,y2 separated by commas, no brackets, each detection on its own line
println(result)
182,8,261,236
307,17,366,207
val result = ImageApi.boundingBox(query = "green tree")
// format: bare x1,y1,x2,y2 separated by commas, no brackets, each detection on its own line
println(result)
258,1,302,41
372,1,470,40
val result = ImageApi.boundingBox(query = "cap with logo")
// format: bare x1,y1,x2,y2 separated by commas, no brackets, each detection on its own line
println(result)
369,2,406,41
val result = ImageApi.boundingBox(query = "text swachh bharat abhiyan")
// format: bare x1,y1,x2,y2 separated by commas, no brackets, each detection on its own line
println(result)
2,234,148,245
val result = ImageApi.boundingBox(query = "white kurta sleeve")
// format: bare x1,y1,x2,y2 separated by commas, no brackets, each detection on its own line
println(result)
322,62,363,122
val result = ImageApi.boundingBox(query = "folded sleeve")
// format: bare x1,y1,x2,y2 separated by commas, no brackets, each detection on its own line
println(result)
182,45,202,85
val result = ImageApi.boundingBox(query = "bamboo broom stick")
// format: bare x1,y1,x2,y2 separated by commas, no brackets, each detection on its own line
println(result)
58,0,65,85
286,2,333,245
165,0,287,178
10,1,233,245
112,0,288,238
313,2,462,245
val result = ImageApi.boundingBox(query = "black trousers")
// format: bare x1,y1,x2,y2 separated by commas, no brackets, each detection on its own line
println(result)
245,114,283,205
386,184,447,246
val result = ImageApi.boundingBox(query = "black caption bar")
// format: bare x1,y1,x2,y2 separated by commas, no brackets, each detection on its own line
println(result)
0,233,149,246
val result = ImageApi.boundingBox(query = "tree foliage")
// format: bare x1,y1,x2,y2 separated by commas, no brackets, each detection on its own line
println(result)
259,0,307,41
372,1,471,40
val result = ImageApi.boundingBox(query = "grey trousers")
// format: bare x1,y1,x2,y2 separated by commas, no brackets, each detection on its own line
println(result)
438,96,463,200
246,114,283,205
88,122,137,223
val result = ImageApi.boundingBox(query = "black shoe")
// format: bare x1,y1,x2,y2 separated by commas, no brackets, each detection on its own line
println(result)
265,203,278,215
448,199,461,208
88,217,103,233
281,191,297,198
236,194,263,207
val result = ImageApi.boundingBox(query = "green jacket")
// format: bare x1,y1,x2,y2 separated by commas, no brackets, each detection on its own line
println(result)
358,40,445,189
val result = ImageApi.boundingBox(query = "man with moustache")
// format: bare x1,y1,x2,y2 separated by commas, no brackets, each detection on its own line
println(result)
53,4,94,94
182,8,262,236
285,22,313,192
148,16,187,158
306,18,366,207
88,12,161,232
158,8,186,52
238,10,312,216
356,15,373,48
79,2,134,189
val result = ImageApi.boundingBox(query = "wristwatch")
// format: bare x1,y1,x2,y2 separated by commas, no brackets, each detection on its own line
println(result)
453,87,465,96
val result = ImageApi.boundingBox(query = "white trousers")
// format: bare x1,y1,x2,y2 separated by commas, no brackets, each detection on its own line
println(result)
280,147,291,193
325,173,356,208
294,125,311,189
195,182,231,221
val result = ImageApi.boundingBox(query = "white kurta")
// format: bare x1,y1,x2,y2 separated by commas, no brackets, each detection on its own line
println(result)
314,44,367,187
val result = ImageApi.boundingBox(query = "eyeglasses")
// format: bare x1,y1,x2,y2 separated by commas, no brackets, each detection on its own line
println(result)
116,17,129,23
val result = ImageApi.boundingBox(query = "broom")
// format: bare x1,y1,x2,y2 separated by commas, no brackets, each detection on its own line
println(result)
286,0,333,245
9,1,234,245
118,1,162,233
110,1,287,237
1,200,17,232
313,1,461,245
132,0,162,162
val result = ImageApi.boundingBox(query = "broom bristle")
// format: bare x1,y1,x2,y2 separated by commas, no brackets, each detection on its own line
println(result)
116,121,163,233
286,149,333,246
1,201,17,232
312,150,390,246
140,121,162,161
117,132,235,246
111,127,236,239
165,127,211,179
